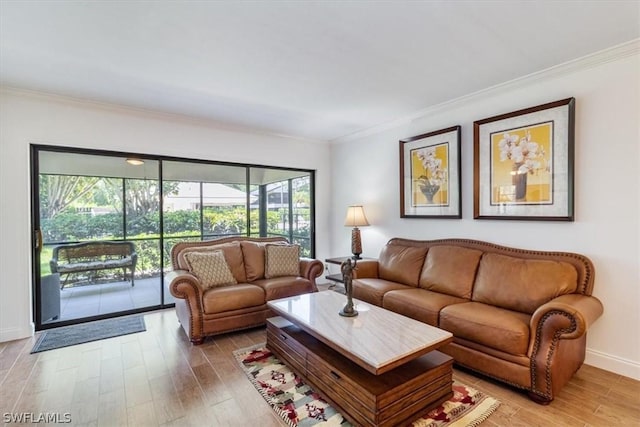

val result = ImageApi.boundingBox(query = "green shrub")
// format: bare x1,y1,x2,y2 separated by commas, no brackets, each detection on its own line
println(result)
42,212,123,242
40,206,312,279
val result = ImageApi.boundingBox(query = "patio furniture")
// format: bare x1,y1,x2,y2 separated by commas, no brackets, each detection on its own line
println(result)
40,273,61,321
50,241,137,289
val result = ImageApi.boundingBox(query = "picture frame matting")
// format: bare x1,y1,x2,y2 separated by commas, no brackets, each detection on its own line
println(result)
473,98,575,221
400,125,462,219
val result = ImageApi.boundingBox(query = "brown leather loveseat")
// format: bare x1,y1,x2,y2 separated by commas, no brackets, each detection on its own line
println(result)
167,236,323,344
352,238,603,404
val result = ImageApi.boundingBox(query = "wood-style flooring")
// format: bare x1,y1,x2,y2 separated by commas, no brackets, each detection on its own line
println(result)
0,309,638,426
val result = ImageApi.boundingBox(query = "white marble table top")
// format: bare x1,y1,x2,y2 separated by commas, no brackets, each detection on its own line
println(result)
267,290,452,374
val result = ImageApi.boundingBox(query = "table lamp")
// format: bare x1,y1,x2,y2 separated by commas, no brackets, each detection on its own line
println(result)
344,205,369,259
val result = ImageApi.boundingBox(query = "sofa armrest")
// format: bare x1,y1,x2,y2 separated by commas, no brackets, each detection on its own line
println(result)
299,258,324,291
528,293,603,401
166,269,206,343
530,294,604,341
166,270,205,301
353,259,379,279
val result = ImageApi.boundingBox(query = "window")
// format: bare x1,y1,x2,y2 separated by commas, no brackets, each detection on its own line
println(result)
33,147,315,330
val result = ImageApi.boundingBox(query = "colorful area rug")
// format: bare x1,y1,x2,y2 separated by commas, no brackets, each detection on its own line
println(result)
234,345,500,427
31,315,146,353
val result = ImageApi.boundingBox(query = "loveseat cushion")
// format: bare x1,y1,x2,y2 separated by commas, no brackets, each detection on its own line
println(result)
419,245,483,299
202,284,265,314
378,244,428,287
178,241,247,283
252,277,314,301
240,241,267,281
383,288,467,326
265,244,300,278
183,250,237,289
472,253,578,314
440,302,531,356
241,240,289,281
352,278,412,306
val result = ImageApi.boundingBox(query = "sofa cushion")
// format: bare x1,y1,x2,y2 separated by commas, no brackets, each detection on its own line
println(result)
183,251,237,289
252,277,314,301
440,302,531,356
240,241,266,281
377,244,428,287
202,284,265,314
178,241,247,283
265,244,300,278
383,288,467,326
472,253,578,314
419,246,483,299
240,240,288,281
352,278,412,306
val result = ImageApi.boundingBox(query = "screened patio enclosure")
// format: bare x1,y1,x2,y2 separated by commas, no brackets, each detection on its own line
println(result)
32,146,315,330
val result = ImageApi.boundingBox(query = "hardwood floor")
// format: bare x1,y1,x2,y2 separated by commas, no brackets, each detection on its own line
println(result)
1,309,638,426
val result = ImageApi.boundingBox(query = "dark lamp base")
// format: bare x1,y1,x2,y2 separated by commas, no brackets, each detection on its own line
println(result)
339,307,359,317
351,227,363,261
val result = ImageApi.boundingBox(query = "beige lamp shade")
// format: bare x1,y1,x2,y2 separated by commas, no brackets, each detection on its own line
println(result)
344,205,369,259
344,205,370,227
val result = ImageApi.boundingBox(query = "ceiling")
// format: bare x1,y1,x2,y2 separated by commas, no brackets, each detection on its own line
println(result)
1,1,638,141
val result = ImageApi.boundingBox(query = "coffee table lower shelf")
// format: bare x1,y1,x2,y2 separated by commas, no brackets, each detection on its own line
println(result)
266,317,453,427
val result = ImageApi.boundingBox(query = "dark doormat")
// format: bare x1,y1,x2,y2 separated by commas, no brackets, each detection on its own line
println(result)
31,315,146,353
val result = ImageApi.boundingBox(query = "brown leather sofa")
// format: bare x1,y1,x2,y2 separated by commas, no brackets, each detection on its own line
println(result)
167,236,324,344
352,238,603,404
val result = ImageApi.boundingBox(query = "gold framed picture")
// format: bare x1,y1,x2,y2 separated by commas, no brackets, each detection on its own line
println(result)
474,98,575,220
400,126,461,218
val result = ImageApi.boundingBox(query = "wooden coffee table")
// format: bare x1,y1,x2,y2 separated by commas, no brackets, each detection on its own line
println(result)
266,291,454,427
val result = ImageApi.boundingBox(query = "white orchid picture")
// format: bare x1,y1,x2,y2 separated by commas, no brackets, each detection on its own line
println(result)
411,142,449,205
490,122,553,204
474,98,574,221
400,126,461,219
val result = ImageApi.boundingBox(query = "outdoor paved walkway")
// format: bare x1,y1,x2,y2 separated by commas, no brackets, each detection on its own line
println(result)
47,276,176,324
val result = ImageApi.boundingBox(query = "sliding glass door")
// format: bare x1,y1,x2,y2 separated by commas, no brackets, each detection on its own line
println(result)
32,146,315,330
249,167,313,256
161,161,249,300
34,150,162,327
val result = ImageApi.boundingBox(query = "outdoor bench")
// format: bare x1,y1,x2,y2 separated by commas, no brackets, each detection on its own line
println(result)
50,241,137,289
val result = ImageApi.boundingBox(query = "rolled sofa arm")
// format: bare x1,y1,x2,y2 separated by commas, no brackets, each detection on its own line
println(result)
528,293,604,402
166,270,205,302
530,294,604,341
353,259,379,279
166,269,206,343
299,258,324,291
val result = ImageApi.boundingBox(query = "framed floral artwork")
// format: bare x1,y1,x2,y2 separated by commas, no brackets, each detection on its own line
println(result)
400,125,461,218
473,98,575,221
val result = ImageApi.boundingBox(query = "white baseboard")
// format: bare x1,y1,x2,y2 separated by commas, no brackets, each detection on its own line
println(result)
586,348,640,380
0,324,33,343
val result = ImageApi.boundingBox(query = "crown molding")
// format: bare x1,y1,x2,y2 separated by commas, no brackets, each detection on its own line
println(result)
332,39,640,144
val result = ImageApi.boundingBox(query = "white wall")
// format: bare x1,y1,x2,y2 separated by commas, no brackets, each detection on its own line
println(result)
330,48,640,379
0,89,332,342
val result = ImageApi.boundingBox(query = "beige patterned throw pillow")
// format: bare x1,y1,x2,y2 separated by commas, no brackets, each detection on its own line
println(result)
184,250,237,289
265,244,300,278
